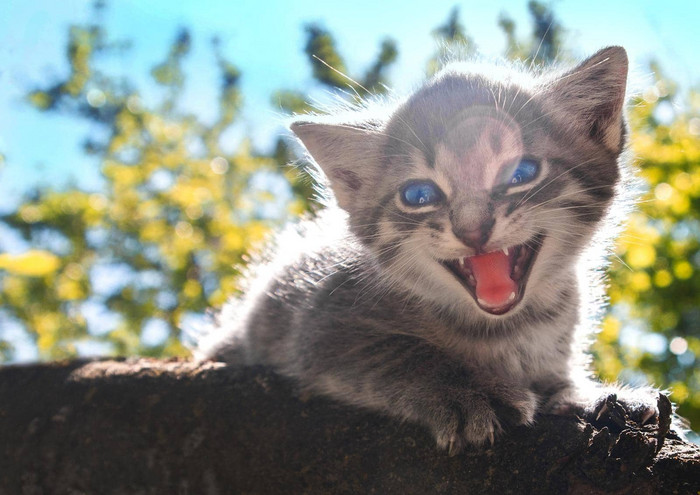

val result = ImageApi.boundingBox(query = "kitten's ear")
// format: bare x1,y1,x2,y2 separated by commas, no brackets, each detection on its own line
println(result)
548,46,628,152
290,121,383,213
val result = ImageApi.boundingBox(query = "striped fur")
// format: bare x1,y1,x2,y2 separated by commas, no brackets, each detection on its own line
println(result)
198,47,665,453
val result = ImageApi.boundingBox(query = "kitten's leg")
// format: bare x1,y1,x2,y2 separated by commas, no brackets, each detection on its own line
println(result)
543,378,659,426
286,331,537,455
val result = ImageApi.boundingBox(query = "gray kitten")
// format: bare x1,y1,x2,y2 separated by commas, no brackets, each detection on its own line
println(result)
199,46,662,454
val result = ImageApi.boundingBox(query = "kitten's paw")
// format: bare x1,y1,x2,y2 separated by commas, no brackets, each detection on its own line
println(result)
589,390,659,427
552,386,659,429
432,384,539,455
488,385,539,426
431,392,503,456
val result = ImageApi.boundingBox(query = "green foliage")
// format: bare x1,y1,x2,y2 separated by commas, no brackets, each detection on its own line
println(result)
427,6,476,75
499,1,566,63
303,24,397,98
0,5,697,433
1,23,279,359
595,72,700,428
433,6,472,45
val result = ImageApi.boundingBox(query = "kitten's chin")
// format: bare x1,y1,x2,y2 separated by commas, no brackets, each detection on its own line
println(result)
442,234,545,316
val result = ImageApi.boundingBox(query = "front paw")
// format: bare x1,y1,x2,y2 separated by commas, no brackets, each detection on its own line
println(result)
431,391,501,456
552,386,659,430
430,385,538,456
586,390,659,428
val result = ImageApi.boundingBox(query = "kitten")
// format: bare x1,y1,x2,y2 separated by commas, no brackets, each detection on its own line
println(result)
198,46,662,454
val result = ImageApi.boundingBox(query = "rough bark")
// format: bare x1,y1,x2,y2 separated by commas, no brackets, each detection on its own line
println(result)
1,358,698,494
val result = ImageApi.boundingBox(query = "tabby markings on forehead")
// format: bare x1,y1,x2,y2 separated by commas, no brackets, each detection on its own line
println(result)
435,112,526,191
408,148,453,196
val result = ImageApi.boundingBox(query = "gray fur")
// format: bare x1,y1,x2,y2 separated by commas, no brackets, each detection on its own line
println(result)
197,47,664,454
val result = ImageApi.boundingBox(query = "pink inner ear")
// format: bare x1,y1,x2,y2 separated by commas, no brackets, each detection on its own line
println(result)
333,169,363,191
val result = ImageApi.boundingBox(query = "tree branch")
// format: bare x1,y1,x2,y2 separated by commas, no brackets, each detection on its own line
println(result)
1,359,698,494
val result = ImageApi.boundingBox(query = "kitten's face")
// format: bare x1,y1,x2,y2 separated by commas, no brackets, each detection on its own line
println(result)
292,47,629,321
384,105,557,315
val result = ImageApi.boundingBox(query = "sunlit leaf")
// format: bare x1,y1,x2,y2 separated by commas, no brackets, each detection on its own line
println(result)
0,251,61,277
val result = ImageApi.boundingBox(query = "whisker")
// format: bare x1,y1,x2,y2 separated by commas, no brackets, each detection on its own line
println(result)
521,184,615,213
515,157,600,209
393,114,429,155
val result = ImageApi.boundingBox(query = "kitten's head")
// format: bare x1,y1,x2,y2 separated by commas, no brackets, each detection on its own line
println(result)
291,47,630,321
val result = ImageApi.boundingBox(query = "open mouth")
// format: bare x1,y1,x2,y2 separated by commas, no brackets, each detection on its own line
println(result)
443,234,544,315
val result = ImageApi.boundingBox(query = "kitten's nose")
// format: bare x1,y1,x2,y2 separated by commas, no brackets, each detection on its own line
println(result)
454,218,494,252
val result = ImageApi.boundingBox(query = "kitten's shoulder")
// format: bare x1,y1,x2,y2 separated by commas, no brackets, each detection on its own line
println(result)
195,207,363,360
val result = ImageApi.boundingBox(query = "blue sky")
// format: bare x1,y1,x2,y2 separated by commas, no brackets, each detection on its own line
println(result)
0,0,698,210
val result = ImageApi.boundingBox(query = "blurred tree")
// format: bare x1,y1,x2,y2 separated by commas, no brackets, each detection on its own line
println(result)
426,6,476,75
595,72,700,429
304,24,397,98
1,17,280,359
0,10,400,362
498,1,567,63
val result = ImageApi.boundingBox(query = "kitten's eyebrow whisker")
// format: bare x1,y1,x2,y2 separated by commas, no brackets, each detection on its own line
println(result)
343,126,428,158
511,92,539,121
510,80,549,120
393,114,430,155
516,103,572,133
312,54,372,96
505,87,522,115
548,54,616,87
489,87,507,115
528,18,554,72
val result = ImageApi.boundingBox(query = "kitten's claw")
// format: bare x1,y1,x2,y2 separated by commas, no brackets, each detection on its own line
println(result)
641,407,657,425
433,390,507,454
448,436,461,457
595,402,609,421
555,388,661,430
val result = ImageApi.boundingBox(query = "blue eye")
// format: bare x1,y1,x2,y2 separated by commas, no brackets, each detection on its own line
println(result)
510,159,539,185
401,181,442,206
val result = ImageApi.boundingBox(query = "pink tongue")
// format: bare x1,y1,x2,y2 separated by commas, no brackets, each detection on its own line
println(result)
468,251,517,307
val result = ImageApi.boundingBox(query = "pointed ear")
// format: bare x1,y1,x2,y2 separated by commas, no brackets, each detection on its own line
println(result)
290,121,383,213
548,46,628,151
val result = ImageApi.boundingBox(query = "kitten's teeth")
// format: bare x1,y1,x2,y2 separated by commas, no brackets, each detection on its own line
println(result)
458,258,465,267
468,275,476,285
477,298,488,306
508,292,516,302
502,247,509,256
